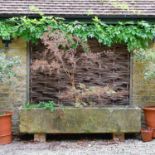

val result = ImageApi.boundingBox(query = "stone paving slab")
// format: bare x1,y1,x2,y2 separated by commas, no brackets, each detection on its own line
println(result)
1,140,155,155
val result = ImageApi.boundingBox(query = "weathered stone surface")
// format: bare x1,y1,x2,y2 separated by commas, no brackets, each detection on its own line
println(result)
132,43,155,107
20,107,141,133
0,39,27,135
34,133,46,142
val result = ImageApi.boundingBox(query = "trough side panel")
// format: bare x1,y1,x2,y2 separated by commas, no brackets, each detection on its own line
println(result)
20,108,141,134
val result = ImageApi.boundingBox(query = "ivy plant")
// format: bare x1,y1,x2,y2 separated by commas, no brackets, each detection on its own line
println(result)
0,16,154,51
0,15,155,80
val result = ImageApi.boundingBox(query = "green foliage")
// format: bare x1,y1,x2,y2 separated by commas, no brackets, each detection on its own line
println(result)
0,16,154,51
90,18,155,51
0,112,4,115
0,53,20,82
24,101,56,112
0,20,15,40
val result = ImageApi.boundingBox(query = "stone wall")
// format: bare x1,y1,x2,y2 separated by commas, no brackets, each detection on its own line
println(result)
131,43,155,127
0,39,27,135
131,43,155,108
0,38,155,134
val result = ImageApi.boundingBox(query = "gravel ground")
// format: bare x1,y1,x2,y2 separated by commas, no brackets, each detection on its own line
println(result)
1,139,155,155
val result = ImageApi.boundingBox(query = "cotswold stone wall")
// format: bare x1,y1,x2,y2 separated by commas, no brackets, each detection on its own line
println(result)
131,43,155,127
0,38,154,134
132,43,155,108
0,39,27,134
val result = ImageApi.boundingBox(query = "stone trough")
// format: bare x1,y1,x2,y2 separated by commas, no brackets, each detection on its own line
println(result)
19,106,141,142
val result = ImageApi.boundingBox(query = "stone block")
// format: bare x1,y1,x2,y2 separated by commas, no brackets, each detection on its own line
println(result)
34,133,46,142
20,107,141,134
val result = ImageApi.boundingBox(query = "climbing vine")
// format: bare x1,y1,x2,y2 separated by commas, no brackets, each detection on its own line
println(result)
0,16,155,52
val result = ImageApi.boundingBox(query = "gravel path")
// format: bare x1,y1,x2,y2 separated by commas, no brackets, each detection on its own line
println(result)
0,139,155,155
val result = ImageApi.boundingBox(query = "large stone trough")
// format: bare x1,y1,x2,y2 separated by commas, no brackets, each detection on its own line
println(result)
20,106,141,140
